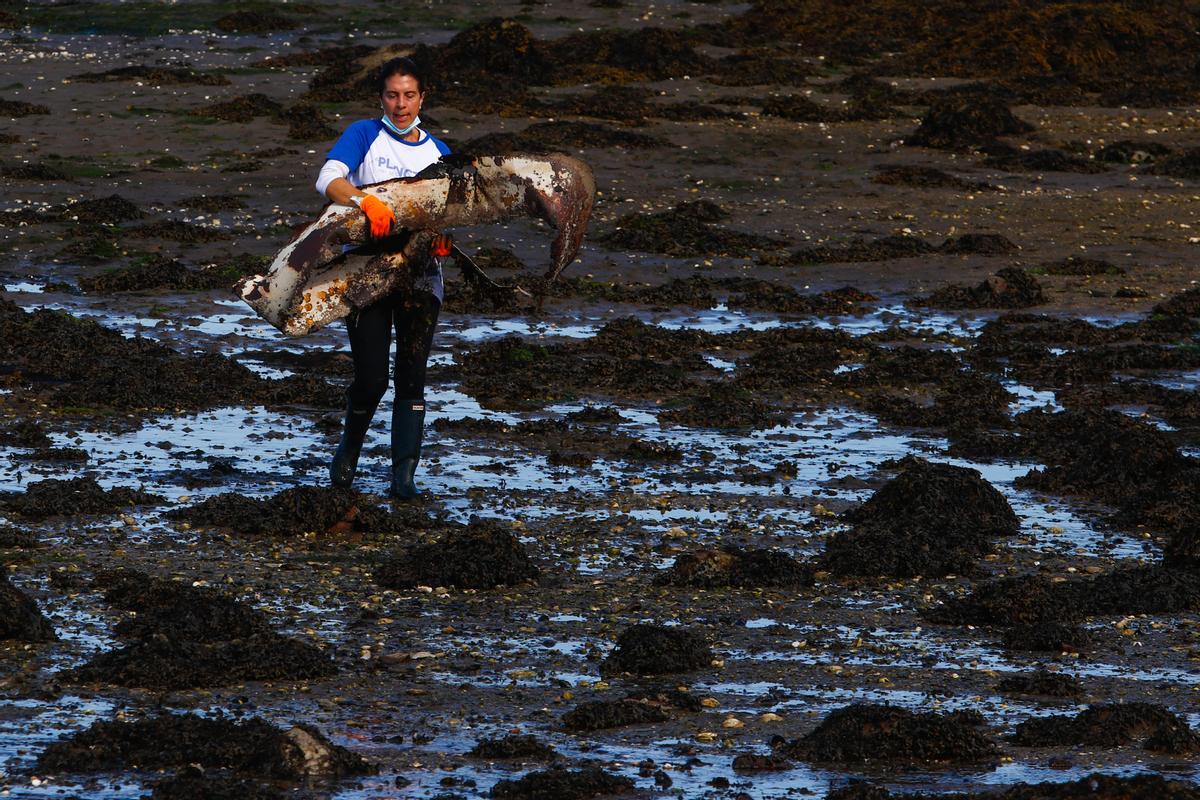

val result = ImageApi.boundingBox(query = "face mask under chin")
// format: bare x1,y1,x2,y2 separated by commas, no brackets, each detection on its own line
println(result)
382,114,421,137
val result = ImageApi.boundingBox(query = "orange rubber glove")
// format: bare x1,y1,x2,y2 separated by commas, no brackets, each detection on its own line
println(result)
359,195,394,238
430,233,453,258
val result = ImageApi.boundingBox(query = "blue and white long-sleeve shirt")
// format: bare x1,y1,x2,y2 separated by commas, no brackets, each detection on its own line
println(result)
315,119,450,194
315,120,451,301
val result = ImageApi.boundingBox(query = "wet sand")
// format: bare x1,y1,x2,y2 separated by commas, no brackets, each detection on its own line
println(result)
2,1,1200,798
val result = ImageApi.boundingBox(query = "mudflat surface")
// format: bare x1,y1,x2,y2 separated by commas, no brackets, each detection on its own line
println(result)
2,1,1200,798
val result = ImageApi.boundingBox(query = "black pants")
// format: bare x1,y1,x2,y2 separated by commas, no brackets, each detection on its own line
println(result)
345,290,440,413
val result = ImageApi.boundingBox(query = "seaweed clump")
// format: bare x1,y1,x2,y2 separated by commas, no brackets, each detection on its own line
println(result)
995,671,1084,699
0,575,56,641
779,703,997,765
821,460,1018,578
490,766,635,800
919,268,1044,310
599,624,713,677
1012,704,1200,754
64,568,336,690
597,200,783,258
374,520,539,590
0,298,341,412
467,735,556,760
36,714,371,779
907,93,1034,150
0,477,162,520
660,547,814,588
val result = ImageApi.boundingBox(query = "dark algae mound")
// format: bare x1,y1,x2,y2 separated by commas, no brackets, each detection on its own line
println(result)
490,766,635,800
80,256,245,293
1154,286,1200,318
1000,622,1092,653
995,671,1084,699
787,234,936,266
596,200,783,258
70,65,229,86
1012,703,1198,753
96,569,271,642
36,714,371,779
660,547,813,588
562,699,670,732
907,94,1034,150
0,299,340,412
169,486,360,537
821,460,1018,578
468,735,556,760
1148,147,1200,181
927,564,1200,626
0,477,162,520
65,633,335,689
921,267,1043,310
463,121,666,155
599,623,713,677
826,774,1200,800
148,766,284,800
66,567,335,689
872,165,993,191
779,704,997,765
0,575,56,641
375,520,539,590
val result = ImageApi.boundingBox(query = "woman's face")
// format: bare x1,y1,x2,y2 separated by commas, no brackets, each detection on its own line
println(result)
381,73,423,131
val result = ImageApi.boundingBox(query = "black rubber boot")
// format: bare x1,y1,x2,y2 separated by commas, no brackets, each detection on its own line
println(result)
389,399,426,499
329,403,375,488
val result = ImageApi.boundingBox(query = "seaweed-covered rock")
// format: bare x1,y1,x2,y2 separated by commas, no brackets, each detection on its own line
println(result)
732,753,793,771
1000,622,1092,653
787,234,936,266
0,575,56,641
374,521,539,590
1153,286,1200,318
596,201,781,258
658,381,790,430
463,120,666,156
780,703,997,765
995,671,1084,699
562,699,670,732
1012,703,1196,751
167,486,361,537
1037,256,1124,276
70,65,230,86
821,460,1018,578
0,477,162,520
148,766,284,800
908,93,1034,150
490,766,635,800
599,624,713,677
921,267,1043,310
467,735,556,760
1147,147,1200,180
63,632,336,689
36,714,371,779
96,570,272,642
0,299,340,412
872,165,993,191
659,547,814,588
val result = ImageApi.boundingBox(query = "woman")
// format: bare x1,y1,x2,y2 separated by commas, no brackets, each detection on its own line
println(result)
314,56,450,498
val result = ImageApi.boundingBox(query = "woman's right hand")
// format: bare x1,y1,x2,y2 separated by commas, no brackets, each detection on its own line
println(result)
360,195,395,238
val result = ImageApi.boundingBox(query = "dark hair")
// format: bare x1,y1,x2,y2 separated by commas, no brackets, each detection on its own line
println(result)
375,56,427,95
